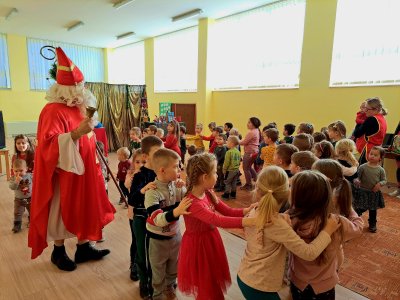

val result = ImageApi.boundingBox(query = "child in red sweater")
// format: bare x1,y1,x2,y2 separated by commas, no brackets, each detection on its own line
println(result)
164,120,181,156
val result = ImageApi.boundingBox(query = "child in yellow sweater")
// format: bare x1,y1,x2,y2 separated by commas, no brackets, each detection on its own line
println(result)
186,123,205,152
260,128,279,168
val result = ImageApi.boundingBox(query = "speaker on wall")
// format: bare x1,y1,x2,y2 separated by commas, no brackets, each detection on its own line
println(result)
0,111,5,149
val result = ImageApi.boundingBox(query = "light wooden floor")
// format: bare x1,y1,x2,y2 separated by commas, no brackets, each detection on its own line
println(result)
0,140,369,300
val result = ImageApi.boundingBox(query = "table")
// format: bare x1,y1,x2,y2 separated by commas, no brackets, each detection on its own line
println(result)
0,148,11,181
94,128,109,157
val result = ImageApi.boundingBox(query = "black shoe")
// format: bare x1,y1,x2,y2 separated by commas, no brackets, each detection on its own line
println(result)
75,242,110,264
139,283,151,299
12,221,22,233
368,224,377,233
130,263,139,281
51,245,77,271
221,193,230,199
230,191,236,199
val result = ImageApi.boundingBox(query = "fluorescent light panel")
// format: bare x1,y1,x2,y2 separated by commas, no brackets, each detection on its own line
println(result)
172,9,203,22
117,31,135,40
5,8,18,20
113,0,135,9
67,21,84,31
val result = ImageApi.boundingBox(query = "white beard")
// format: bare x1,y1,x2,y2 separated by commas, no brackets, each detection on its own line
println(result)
46,82,99,125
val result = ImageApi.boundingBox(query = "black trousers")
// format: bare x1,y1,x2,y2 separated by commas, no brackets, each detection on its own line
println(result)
291,283,335,300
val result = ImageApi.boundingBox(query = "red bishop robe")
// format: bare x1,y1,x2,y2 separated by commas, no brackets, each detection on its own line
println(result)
28,103,115,259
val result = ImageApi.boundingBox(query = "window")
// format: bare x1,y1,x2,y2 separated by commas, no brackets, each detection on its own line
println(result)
330,0,400,87
27,38,105,90
0,33,11,89
108,41,145,85
209,0,306,90
154,27,198,92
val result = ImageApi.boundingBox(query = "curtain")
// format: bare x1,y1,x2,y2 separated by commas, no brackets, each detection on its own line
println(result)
330,0,400,87
27,38,104,90
0,33,11,88
208,0,306,90
154,27,198,92
85,82,145,152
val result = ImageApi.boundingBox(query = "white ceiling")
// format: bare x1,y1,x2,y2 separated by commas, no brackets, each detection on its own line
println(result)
0,0,275,48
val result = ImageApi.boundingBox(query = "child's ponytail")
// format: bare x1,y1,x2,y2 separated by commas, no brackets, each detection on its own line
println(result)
256,190,279,230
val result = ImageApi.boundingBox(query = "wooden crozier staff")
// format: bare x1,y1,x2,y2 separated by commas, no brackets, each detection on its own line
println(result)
86,107,128,206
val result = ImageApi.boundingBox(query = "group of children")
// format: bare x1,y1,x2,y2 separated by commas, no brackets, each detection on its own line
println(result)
7,99,391,299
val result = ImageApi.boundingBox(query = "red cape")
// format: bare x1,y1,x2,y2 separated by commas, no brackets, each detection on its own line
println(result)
28,103,115,259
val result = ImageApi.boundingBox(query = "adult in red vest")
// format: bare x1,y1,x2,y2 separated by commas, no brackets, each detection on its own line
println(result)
28,48,115,271
354,97,388,164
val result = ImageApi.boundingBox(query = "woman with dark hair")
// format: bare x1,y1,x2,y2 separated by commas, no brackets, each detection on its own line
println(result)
354,97,388,164
239,117,261,190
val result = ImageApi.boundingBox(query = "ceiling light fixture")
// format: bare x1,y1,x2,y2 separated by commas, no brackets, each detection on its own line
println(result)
67,21,85,31
5,8,18,21
172,9,203,22
116,31,135,40
113,0,135,10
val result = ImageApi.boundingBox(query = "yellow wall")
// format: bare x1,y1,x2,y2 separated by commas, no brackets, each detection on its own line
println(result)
1,0,399,180
0,34,47,122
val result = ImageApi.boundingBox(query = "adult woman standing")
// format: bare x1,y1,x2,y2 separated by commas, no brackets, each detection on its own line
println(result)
354,97,388,164
240,117,261,190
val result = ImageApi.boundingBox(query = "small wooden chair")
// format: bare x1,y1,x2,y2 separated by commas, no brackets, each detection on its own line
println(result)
0,148,11,181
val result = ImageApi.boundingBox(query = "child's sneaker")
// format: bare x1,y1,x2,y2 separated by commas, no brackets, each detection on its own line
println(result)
368,225,377,233
164,283,177,300
230,191,236,199
221,192,230,199
129,263,139,281
12,221,22,233
389,189,399,197
139,283,151,299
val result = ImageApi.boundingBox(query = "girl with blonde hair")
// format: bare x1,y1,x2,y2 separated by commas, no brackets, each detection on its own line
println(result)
237,166,340,300
335,139,359,182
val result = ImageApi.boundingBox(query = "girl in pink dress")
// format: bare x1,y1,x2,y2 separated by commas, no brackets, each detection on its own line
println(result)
178,152,256,300
164,120,181,156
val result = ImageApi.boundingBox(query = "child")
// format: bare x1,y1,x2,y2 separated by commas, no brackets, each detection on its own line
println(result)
9,159,32,233
222,136,241,199
229,127,242,151
187,145,197,157
351,101,367,141
156,128,164,140
202,126,223,153
177,152,256,300
320,127,330,141
186,123,205,153
125,149,144,192
224,122,233,138
281,123,296,144
164,119,181,156
260,128,279,168
144,148,191,300
297,122,314,135
237,166,340,299
293,133,313,151
97,141,109,194
204,121,217,148
179,126,187,165
255,124,277,172
142,128,150,138
288,171,363,300
312,132,327,143
148,125,158,136
290,151,318,176
11,134,35,175
273,143,299,178
312,140,335,159
335,139,359,183
328,120,347,147
116,147,131,206
128,135,163,298
128,127,142,157
240,117,262,190
214,134,227,192
353,146,387,233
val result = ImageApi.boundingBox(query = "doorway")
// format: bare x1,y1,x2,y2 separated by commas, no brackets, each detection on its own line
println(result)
171,104,196,135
